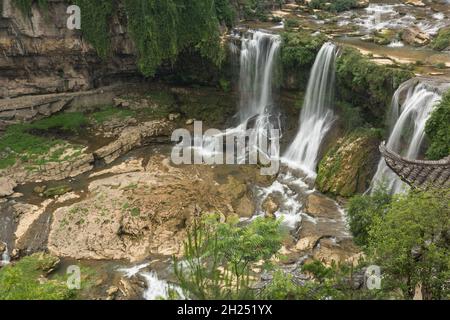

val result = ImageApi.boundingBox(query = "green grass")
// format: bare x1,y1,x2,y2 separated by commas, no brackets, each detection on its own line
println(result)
0,112,86,169
27,112,87,132
0,253,75,300
90,106,136,124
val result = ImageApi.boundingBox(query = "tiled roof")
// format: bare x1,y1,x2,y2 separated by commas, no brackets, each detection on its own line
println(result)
380,143,450,189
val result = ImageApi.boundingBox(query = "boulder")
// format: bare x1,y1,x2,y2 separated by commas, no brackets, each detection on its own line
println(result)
403,0,426,7
0,177,17,197
316,129,381,197
402,26,431,47
262,196,279,219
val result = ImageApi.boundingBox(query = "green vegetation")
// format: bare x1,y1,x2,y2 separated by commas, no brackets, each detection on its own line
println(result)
73,0,114,59
123,0,225,76
174,215,283,300
65,1,229,76
90,106,136,123
431,27,450,51
425,90,450,160
346,188,450,299
347,186,392,247
336,47,414,127
214,0,235,27
368,188,450,299
280,31,327,89
13,0,48,15
309,0,358,12
0,112,86,170
0,253,74,300
27,112,87,133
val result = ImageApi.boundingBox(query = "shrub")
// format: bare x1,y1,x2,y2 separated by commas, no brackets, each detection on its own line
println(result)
368,188,450,299
346,186,392,247
174,215,283,300
431,27,450,51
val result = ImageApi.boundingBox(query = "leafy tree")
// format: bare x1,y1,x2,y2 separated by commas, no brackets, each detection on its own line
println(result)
347,186,392,247
368,188,450,299
174,215,283,300
425,90,450,160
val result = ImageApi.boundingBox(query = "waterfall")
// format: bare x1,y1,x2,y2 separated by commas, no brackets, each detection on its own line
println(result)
0,242,10,266
283,42,337,177
371,80,442,194
191,30,281,163
238,30,281,124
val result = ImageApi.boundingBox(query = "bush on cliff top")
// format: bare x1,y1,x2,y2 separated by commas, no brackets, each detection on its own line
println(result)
425,89,450,160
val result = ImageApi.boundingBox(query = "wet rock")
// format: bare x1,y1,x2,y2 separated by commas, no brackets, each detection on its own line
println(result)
90,158,145,178
354,0,369,8
33,185,47,195
168,113,181,121
402,26,430,46
0,242,6,255
94,120,173,164
48,156,255,261
403,0,426,7
13,199,53,249
11,248,20,260
262,196,279,219
0,177,17,197
312,238,359,266
305,194,341,220
106,286,120,300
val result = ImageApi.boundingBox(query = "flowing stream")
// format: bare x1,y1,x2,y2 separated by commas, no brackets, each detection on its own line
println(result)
283,42,337,177
371,79,442,194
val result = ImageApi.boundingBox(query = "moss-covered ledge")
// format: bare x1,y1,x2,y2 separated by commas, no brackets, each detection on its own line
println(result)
316,128,382,197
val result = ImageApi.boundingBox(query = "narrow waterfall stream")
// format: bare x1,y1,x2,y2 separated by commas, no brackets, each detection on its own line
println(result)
283,42,337,177
371,79,443,194
0,243,10,267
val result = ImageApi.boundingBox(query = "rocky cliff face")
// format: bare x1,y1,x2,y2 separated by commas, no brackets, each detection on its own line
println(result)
0,0,138,100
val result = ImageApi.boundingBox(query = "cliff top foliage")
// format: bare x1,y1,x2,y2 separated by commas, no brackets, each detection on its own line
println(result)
336,47,414,127
425,89,450,160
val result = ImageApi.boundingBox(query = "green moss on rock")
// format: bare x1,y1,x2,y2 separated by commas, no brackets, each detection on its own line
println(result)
316,128,382,197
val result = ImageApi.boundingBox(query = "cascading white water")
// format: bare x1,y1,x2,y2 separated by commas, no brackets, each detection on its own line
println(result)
371,80,442,194
283,42,337,177
239,31,281,123
0,242,10,266
193,30,281,163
